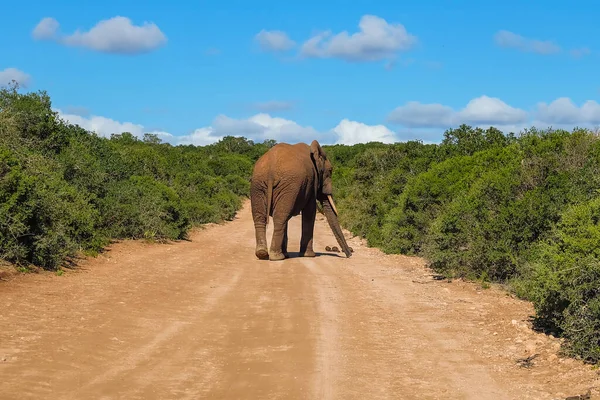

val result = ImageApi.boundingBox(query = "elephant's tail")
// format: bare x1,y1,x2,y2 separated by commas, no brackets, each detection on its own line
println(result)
265,177,273,226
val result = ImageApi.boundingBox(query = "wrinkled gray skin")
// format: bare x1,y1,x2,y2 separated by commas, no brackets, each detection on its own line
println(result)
250,140,352,261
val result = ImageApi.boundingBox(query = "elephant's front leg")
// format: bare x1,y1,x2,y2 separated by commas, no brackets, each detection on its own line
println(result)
299,199,316,257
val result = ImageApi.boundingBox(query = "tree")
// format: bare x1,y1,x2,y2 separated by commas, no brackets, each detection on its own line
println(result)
143,133,163,145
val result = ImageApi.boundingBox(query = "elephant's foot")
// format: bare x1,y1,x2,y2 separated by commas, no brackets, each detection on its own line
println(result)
269,251,286,261
255,246,269,260
299,249,316,258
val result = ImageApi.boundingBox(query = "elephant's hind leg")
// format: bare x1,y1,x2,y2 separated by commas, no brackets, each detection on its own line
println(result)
253,221,269,260
255,242,269,260
269,215,289,261
282,221,289,258
251,188,269,260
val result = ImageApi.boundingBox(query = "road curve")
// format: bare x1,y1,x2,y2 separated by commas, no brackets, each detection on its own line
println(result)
0,200,598,399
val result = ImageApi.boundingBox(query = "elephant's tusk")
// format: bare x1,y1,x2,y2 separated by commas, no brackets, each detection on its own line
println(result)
327,195,339,216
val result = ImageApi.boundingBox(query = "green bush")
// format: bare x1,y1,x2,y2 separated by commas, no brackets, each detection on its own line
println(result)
326,140,438,247
0,83,270,270
327,125,600,364
99,176,189,241
423,154,524,280
514,198,600,362
0,147,100,269
381,146,517,255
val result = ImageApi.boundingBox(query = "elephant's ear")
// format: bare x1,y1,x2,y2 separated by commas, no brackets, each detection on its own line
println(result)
310,140,324,194
310,140,326,171
310,140,324,162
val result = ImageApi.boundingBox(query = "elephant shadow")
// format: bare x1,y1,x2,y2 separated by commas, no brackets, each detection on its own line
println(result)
285,251,345,259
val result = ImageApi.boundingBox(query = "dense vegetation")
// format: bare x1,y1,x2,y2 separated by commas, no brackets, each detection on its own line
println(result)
2,84,599,364
0,83,272,270
324,125,600,364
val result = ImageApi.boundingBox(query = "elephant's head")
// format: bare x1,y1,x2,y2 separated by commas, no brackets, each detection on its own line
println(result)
310,140,352,258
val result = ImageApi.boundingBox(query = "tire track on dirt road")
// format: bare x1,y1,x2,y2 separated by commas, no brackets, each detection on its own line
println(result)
300,257,341,400
1,200,599,399
303,258,511,399
1,215,251,399
301,251,510,399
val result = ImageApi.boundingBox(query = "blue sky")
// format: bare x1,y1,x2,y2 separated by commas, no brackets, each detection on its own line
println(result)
1,0,599,145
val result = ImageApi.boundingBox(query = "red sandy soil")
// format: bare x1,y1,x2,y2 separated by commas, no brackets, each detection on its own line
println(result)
1,200,599,399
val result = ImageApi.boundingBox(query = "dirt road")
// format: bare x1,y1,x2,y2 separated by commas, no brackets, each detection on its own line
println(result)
1,200,598,399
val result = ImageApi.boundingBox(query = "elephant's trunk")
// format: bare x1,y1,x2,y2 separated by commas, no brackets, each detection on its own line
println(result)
321,196,352,258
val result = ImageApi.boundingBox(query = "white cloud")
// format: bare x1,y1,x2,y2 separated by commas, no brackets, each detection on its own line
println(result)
32,16,167,54
32,17,59,40
494,30,590,59
176,128,222,146
217,113,319,143
0,68,31,87
57,109,323,145
300,15,417,62
178,114,311,146
56,109,173,143
55,107,396,146
535,98,600,125
388,96,528,128
494,30,561,54
331,119,396,145
211,114,265,136
148,131,174,141
457,96,528,125
57,109,148,137
387,102,454,128
201,114,396,145
388,95,600,135
255,29,296,52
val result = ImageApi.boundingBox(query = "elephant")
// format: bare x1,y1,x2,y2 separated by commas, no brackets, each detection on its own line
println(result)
250,139,353,261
